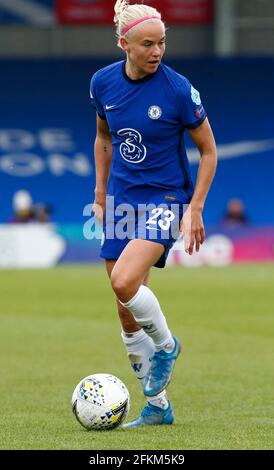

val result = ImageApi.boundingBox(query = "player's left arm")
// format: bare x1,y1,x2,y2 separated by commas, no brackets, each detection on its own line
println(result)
181,117,217,255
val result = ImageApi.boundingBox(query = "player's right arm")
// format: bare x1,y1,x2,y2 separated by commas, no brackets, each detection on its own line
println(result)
93,115,112,224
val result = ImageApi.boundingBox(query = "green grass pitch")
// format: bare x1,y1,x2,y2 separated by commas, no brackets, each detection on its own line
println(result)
0,264,273,450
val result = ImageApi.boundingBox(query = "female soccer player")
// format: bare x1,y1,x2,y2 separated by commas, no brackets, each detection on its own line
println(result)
91,0,217,428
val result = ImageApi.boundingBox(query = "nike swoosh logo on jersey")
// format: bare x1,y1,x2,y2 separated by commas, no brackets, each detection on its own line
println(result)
105,105,116,110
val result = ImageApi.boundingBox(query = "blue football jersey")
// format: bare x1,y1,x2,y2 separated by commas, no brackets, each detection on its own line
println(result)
90,60,207,208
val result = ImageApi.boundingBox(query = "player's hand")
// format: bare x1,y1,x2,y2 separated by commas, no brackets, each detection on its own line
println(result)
180,205,205,255
93,189,106,225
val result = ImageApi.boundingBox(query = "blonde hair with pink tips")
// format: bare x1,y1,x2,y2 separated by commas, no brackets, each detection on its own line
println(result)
114,0,164,48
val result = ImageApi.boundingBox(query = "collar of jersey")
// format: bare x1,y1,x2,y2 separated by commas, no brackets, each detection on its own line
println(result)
122,60,160,85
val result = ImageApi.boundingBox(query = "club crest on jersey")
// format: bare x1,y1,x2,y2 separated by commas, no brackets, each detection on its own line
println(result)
117,128,147,164
191,86,201,105
148,105,162,120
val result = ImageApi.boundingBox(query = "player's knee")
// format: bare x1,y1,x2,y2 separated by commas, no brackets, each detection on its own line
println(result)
110,272,129,297
110,271,137,301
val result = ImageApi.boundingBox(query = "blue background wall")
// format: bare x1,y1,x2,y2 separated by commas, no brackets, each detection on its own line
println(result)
0,57,273,225
0,0,53,23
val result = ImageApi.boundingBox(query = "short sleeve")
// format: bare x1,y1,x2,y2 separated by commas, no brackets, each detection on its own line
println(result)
179,78,207,129
90,73,106,120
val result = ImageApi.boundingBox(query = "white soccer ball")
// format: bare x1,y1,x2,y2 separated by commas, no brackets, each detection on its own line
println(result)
72,373,130,430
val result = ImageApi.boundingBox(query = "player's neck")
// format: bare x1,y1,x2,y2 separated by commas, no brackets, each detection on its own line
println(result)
125,61,149,81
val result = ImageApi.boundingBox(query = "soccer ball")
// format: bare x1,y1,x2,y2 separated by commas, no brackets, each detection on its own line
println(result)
72,373,130,430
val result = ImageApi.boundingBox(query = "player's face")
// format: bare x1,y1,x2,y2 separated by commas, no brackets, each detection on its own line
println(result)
124,22,166,79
